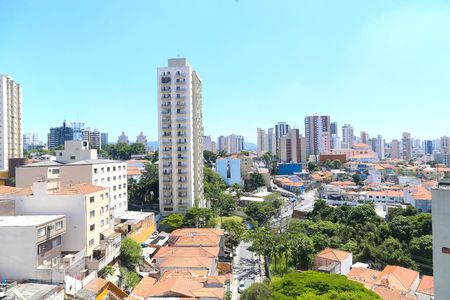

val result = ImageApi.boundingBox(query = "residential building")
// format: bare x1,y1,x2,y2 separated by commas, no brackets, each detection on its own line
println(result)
279,129,306,163
82,128,101,149
330,143,378,162
402,132,412,160
277,163,302,175
211,141,217,153
305,114,330,156
158,58,204,215
23,133,40,150
136,131,147,146
391,139,401,159
0,215,66,282
314,248,352,275
118,132,129,144
330,121,338,135
341,124,354,149
16,140,128,217
416,275,434,300
203,135,212,152
424,140,433,156
375,135,385,160
12,182,121,273
440,136,450,153
0,75,23,171
217,136,226,153
435,152,450,167
256,128,268,155
224,134,244,154
331,133,341,150
432,171,450,299
101,132,108,148
216,157,242,186
360,131,369,145
267,128,276,155
115,211,156,244
275,122,290,154
48,121,74,150
76,277,127,299
169,228,225,256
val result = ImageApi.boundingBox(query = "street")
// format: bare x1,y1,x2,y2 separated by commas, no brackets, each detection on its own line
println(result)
231,241,263,299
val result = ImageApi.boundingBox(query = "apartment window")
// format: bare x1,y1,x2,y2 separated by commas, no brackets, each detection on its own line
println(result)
101,168,105,174
90,224,95,231
113,186,117,191
101,178,105,184
107,167,110,172
101,207,105,214
100,194,104,200
52,236,61,247
113,176,116,181
118,175,121,180
90,210,95,218
94,179,98,185
119,202,122,207
94,168,98,174
55,221,63,231
70,156,76,160
89,238,95,246
101,220,105,227
90,196,95,203
113,166,116,172
37,227,46,237
118,166,121,171
107,177,110,182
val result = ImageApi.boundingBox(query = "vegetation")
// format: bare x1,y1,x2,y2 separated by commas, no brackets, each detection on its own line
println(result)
244,173,266,192
120,238,142,269
128,163,159,208
308,161,319,173
260,152,278,174
244,193,283,226
160,213,185,232
351,173,362,185
241,281,272,300
98,265,115,278
203,150,218,167
120,268,140,291
23,148,55,157
184,207,217,228
221,218,247,248
102,142,146,160
323,159,342,170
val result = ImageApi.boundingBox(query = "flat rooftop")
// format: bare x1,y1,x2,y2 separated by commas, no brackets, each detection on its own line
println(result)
2,282,61,300
0,215,64,226
120,210,154,222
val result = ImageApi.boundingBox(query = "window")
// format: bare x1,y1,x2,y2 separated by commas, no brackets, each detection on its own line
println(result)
101,168,105,174
101,220,105,227
94,179,98,185
90,210,95,218
94,168,98,174
70,156,76,160
113,176,116,181
107,177,110,182
55,221,63,231
113,166,116,171
107,167,110,172
52,236,61,247
89,238,95,246
90,196,95,203
90,224,95,231
101,194,104,200
37,227,46,237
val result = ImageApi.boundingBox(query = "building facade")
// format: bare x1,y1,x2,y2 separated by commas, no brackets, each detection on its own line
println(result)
216,157,242,186
101,133,108,148
118,132,129,144
402,132,412,160
136,132,147,145
305,114,330,157
48,121,74,150
0,75,23,171
341,124,354,149
82,128,101,149
279,129,306,163
375,135,385,160
158,58,204,215
256,128,268,156
275,122,290,155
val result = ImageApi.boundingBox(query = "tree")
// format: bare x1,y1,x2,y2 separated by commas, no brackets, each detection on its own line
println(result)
245,201,276,226
308,161,319,173
271,271,380,300
374,237,415,269
151,150,158,163
184,207,215,228
203,150,218,168
222,219,247,248
130,142,146,155
241,282,272,300
120,238,142,269
160,214,185,232
388,216,418,243
352,173,362,185
410,235,433,274
121,269,140,291
216,193,237,223
415,213,432,236
332,160,342,169
290,234,314,270
245,173,265,192
99,265,114,278
128,163,159,207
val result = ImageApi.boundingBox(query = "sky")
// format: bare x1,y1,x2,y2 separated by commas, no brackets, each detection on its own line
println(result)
1,0,450,144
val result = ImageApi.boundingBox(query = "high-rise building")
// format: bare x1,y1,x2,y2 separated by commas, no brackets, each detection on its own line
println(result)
402,132,412,160
330,122,338,135
279,129,306,163
203,135,212,152
267,128,276,155
0,75,23,170
118,132,129,144
341,124,354,149
256,128,268,155
375,135,385,160
217,136,226,153
136,132,147,145
275,122,290,154
390,139,401,159
432,171,450,299
82,128,101,149
158,58,204,214
331,134,341,150
211,141,217,154
424,140,433,156
305,114,330,156
48,121,74,150
440,136,450,154
360,131,369,145
23,133,40,150
101,132,108,148
224,134,244,154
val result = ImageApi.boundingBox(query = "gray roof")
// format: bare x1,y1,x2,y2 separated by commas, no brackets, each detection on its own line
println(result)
3,283,61,300
20,160,62,168
65,159,123,165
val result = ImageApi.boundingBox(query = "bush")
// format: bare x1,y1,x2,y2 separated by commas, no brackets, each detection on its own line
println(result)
120,237,142,269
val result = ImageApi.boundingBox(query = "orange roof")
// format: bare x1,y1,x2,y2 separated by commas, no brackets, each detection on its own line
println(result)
416,275,434,296
173,235,221,247
171,228,224,236
52,184,108,195
84,277,108,293
161,269,210,280
373,286,417,300
353,143,370,148
127,167,142,176
347,267,381,285
143,278,203,297
154,246,219,259
0,185,21,195
411,187,432,200
316,248,351,263
376,265,419,292
130,276,157,299
160,256,213,268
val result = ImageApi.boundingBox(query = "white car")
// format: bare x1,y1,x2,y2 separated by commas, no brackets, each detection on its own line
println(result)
238,280,246,293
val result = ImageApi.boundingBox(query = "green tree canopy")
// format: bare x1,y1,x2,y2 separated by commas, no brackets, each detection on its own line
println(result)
160,214,185,232
241,282,272,300
120,238,142,269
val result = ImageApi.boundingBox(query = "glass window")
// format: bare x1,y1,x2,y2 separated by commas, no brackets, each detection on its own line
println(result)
90,210,95,218
90,196,95,203
55,221,63,231
37,227,46,237
90,224,95,231
52,236,61,247
89,238,95,246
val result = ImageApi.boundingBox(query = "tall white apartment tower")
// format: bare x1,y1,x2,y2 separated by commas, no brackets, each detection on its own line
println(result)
257,128,268,155
158,58,204,215
0,75,23,171
432,171,450,299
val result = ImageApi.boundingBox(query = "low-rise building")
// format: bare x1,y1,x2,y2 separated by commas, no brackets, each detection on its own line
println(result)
169,228,225,257
313,248,352,275
216,157,242,186
75,277,127,299
115,210,156,244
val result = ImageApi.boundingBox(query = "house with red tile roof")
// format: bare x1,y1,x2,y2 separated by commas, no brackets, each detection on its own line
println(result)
313,248,353,275
375,265,420,294
415,275,434,300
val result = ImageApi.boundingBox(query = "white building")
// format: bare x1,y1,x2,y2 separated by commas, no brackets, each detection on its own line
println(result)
136,131,147,146
375,134,385,160
267,128,276,155
257,128,268,156
118,132,129,144
224,134,244,154
216,157,242,186
275,122,290,155
305,114,330,156
0,75,23,171
341,124,354,149
402,132,412,160
203,135,213,152
158,58,204,215
15,140,128,217
432,171,450,300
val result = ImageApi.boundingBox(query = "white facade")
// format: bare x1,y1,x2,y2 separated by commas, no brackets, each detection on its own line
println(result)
432,171,450,300
224,134,244,154
375,134,385,160
256,128,268,156
0,75,23,171
216,157,242,186
341,124,354,149
158,58,204,215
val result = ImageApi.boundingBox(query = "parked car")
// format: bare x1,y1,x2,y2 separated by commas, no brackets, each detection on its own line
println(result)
238,280,246,293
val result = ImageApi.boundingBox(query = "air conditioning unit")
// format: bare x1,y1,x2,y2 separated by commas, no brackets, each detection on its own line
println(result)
63,254,75,267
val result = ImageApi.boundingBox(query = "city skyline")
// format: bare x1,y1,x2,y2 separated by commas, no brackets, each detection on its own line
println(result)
2,0,450,143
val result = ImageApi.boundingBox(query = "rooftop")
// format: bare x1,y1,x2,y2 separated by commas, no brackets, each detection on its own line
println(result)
0,215,65,227
316,248,351,263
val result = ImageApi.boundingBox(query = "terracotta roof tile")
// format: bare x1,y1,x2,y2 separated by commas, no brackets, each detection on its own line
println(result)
376,265,419,292
316,248,351,263
416,275,434,296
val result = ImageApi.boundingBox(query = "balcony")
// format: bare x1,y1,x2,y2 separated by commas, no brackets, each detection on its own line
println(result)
162,125,171,130
177,156,187,160
176,124,187,129
176,102,186,107
176,117,187,122
175,95,186,99
162,140,172,145
175,86,186,92
176,110,187,115
162,163,172,168
175,71,186,77
162,148,172,152
178,170,188,174
161,110,171,115
178,186,188,191
161,94,171,99
178,179,188,183
177,140,187,145
161,87,171,92
177,132,187,137
163,178,172,183
161,117,171,123
161,102,171,107
177,163,188,167
162,187,172,191
162,156,172,160
177,148,187,152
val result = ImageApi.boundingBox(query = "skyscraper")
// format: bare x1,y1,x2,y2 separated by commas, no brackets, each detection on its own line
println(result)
432,171,450,299
101,133,108,148
217,136,226,153
424,140,433,156
118,132,129,144
136,132,147,145
224,134,244,154
158,58,204,214
203,135,212,152
0,75,23,170
375,135,385,160
279,129,306,163
82,128,102,149
304,114,330,156
275,122,290,155
440,136,450,154
330,122,338,135
402,132,412,160
48,121,74,150
267,128,276,155
257,128,268,155
341,124,354,149
390,139,400,159
360,131,369,145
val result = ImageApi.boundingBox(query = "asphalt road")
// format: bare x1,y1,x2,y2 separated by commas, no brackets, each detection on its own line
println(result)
231,241,262,299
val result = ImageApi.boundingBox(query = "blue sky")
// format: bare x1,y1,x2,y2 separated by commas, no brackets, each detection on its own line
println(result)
1,0,449,144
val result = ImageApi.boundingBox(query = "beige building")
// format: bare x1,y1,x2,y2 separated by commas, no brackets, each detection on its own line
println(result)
0,75,23,171
158,58,204,214
16,140,128,217
280,129,306,163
